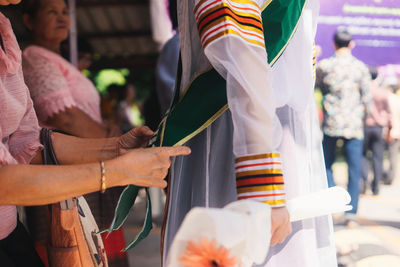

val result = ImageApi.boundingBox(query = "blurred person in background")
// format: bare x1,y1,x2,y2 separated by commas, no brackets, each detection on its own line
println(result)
60,36,94,72
384,77,400,185
361,67,391,195
19,0,128,265
317,29,372,220
76,37,93,72
116,83,144,133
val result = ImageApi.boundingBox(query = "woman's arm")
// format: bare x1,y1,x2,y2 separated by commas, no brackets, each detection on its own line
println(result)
30,126,154,165
46,106,112,138
0,146,191,206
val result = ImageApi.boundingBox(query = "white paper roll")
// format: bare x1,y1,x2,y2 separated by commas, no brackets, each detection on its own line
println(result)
287,186,352,222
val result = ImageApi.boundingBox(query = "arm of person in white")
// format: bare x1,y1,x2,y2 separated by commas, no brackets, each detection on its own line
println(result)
194,0,285,207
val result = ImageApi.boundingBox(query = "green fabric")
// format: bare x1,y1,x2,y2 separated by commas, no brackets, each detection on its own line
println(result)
263,0,306,63
123,188,153,251
110,0,306,251
154,69,227,147
102,186,153,251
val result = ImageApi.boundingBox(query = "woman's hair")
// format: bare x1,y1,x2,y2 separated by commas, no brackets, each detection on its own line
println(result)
20,0,67,18
20,0,42,18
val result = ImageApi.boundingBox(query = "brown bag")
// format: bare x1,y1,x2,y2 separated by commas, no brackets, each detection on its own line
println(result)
40,129,108,267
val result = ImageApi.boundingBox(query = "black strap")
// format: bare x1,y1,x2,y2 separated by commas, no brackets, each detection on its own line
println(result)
40,129,58,165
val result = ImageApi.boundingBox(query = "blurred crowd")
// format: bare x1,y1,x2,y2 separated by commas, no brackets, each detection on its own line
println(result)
316,29,400,224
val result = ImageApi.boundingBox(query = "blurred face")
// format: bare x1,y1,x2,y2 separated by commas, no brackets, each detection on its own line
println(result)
0,0,21,5
77,52,92,71
26,0,70,44
126,84,136,102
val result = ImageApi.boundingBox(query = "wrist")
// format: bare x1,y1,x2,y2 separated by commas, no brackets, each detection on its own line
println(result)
100,137,120,160
103,158,123,188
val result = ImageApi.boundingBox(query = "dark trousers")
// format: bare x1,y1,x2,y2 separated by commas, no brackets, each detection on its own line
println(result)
0,220,45,267
323,134,363,214
362,126,385,194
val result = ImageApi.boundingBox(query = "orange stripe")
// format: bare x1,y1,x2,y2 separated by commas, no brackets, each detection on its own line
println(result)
196,2,261,25
235,153,281,163
198,8,262,35
201,17,264,43
194,0,259,16
236,177,284,187
236,169,282,178
203,29,265,49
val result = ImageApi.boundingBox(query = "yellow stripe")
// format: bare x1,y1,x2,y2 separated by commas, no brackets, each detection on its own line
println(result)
197,2,262,25
200,14,264,38
203,28,265,49
195,0,260,15
261,199,286,206
236,169,283,178
159,118,167,147
235,153,281,163
237,184,285,194
229,0,260,9
174,105,229,146
261,0,273,11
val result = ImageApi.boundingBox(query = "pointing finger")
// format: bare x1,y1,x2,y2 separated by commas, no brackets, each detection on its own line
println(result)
164,146,191,157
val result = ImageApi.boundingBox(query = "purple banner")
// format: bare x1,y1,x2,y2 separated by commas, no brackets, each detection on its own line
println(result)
316,0,400,66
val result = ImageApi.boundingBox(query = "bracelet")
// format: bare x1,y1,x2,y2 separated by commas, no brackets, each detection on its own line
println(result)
100,161,107,194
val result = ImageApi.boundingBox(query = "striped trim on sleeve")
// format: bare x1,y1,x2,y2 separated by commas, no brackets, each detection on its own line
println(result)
235,153,286,207
194,0,265,49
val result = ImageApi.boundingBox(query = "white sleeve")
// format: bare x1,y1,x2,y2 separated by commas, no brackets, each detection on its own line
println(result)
194,0,285,207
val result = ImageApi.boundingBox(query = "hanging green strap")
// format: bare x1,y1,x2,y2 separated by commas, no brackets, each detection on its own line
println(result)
100,186,152,251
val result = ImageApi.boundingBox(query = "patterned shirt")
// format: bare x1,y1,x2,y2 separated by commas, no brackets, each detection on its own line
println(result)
317,51,372,139
0,13,42,239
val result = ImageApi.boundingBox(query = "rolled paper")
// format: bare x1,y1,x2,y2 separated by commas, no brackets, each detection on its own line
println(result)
287,186,352,222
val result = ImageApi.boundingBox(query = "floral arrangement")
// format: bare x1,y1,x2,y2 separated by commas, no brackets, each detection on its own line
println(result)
179,238,241,267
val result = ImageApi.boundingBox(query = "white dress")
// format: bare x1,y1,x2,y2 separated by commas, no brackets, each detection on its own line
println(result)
163,0,338,266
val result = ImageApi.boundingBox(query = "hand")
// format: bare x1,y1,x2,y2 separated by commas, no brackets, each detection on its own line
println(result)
107,124,122,137
109,146,191,188
270,206,291,246
117,126,154,156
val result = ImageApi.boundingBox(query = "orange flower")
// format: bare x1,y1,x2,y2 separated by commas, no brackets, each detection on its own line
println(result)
179,238,241,267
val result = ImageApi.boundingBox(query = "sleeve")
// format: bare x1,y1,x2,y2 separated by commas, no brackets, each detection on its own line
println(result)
22,53,78,122
194,0,285,207
0,140,18,166
8,70,42,164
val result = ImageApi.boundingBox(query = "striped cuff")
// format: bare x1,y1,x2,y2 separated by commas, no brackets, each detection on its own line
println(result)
235,153,286,207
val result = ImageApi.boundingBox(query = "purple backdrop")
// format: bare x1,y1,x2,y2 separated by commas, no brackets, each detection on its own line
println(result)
316,0,400,66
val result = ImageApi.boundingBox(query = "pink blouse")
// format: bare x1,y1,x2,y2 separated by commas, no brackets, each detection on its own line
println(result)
22,45,102,125
0,13,42,239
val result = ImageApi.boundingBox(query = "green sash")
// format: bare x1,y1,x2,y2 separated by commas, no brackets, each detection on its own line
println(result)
106,0,307,251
